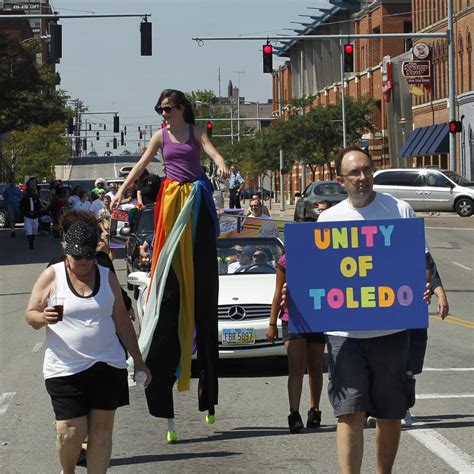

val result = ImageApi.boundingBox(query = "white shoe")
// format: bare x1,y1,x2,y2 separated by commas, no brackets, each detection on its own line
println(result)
401,409,413,427
366,416,376,428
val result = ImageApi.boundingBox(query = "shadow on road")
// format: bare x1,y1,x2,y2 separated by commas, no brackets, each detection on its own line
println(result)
175,424,336,445
109,450,240,466
411,413,474,429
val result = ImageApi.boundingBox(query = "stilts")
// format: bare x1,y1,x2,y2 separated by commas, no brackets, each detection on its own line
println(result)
167,418,177,443
206,405,216,424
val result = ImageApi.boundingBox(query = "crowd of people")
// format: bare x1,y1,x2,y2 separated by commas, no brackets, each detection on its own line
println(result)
19,88,449,473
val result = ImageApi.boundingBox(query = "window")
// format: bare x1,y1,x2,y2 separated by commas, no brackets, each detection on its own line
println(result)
374,171,423,186
425,171,452,187
313,182,346,196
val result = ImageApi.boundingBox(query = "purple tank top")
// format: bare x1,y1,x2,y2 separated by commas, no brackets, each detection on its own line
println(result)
162,125,204,182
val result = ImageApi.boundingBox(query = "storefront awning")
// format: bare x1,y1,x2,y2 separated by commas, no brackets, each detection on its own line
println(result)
399,124,449,158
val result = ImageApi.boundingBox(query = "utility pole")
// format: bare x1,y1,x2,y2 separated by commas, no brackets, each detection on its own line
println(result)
339,39,347,148
277,72,285,211
447,0,456,171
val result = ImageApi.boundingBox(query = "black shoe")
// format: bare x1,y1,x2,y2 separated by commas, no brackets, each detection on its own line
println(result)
288,411,304,434
307,408,321,428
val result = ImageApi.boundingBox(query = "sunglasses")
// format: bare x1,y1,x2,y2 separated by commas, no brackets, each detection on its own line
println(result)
71,254,96,261
156,105,175,115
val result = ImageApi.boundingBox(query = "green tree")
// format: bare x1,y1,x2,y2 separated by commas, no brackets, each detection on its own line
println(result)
0,33,70,134
2,123,70,182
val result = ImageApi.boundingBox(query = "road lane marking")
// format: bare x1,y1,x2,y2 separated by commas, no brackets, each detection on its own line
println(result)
430,315,474,329
408,427,473,473
416,393,474,399
0,392,15,415
451,261,472,271
32,342,43,352
424,368,474,372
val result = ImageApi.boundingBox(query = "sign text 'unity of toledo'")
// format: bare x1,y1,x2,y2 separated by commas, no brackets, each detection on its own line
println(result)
285,218,428,333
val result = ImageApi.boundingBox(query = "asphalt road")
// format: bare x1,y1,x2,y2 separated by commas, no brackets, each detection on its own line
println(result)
0,215,472,473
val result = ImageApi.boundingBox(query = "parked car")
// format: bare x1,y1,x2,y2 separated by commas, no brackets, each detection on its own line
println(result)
118,166,133,177
128,236,286,358
0,183,8,227
121,204,155,292
241,188,274,201
106,177,125,188
373,168,474,217
294,180,348,221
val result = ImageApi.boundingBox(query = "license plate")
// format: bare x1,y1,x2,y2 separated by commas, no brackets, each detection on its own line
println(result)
222,328,256,345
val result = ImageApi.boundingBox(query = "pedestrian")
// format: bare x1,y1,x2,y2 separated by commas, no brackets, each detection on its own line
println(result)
90,178,107,199
2,175,21,237
317,146,432,473
267,253,325,433
111,89,228,439
228,164,245,209
98,195,113,259
136,168,161,206
90,189,106,219
106,182,118,200
366,252,449,429
73,190,92,212
20,177,43,249
25,220,151,473
68,186,82,208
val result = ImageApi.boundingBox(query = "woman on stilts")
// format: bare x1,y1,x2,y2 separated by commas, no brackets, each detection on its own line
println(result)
112,89,228,441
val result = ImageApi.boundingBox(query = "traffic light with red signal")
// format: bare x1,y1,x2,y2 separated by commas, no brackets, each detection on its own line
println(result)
448,120,462,134
263,43,273,73
206,121,213,138
343,43,355,73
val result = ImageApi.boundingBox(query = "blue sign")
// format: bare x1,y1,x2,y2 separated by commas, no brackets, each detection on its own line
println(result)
285,218,428,333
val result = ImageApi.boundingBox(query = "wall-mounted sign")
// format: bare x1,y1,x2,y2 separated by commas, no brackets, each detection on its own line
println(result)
412,42,431,60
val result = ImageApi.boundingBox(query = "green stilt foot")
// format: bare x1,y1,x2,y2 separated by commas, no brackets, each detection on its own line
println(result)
167,431,178,443
206,414,216,424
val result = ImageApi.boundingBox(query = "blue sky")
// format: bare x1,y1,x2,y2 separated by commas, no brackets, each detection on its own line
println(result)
52,0,315,153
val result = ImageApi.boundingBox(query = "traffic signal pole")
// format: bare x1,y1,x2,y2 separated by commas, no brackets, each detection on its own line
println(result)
193,29,457,169
339,39,347,149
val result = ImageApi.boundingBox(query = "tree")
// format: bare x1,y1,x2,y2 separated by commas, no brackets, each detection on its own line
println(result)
2,123,70,182
0,32,70,134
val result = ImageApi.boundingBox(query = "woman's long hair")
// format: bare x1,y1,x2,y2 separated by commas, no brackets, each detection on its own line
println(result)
155,89,195,125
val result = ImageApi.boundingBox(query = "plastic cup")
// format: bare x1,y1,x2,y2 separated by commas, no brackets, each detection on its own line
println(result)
47,296,65,321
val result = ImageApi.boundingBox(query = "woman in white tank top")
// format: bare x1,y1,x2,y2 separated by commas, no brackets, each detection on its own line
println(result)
25,220,151,472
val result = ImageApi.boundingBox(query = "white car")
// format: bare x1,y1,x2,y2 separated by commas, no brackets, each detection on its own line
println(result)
118,166,133,177
128,236,286,359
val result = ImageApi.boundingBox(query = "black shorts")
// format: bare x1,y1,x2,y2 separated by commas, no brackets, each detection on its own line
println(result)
281,322,326,344
326,331,410,420
45,362,129,421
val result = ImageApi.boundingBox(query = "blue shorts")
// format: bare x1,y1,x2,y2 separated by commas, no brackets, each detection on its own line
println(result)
326,331,411,419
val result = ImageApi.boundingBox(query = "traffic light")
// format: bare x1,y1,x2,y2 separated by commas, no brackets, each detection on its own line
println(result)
206,121,213,138
139,130,143,139
140,20,152,56
263,43,273,73
103,124,106,130
67,118,74,135
50,23,62,62
120,131,124,145
96,131,100,141
82,139,87,151
113,115,119,133
343,43,355,73
448,120,462,134
113,138,118,149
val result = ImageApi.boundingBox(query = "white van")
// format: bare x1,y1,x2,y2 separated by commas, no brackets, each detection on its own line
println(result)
373,168,474,217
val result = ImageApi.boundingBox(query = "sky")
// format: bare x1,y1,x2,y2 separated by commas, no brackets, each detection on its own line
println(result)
51,0,315,154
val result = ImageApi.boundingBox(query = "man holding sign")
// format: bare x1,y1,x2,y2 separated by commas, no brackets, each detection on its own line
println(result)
315,147,427,473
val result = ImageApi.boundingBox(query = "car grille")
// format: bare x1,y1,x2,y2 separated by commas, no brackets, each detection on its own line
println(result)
218,304,271,321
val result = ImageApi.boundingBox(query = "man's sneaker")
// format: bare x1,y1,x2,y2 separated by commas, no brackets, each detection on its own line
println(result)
401,409,413,427
307,408,321,428
366,416,377,428
288,411,304,434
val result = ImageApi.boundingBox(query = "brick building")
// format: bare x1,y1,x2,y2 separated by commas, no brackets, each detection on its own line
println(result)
272,0,474,203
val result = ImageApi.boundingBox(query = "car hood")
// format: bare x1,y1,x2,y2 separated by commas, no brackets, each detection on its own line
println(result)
218,273,275,304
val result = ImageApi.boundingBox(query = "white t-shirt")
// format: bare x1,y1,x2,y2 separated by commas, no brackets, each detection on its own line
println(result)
73,200,92,212
90,199,105,218
317,192,423,339
68,195,80,207
248,213,270,219
43,263,127,379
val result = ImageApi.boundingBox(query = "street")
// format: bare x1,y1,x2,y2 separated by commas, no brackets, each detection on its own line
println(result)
0,215,473,473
